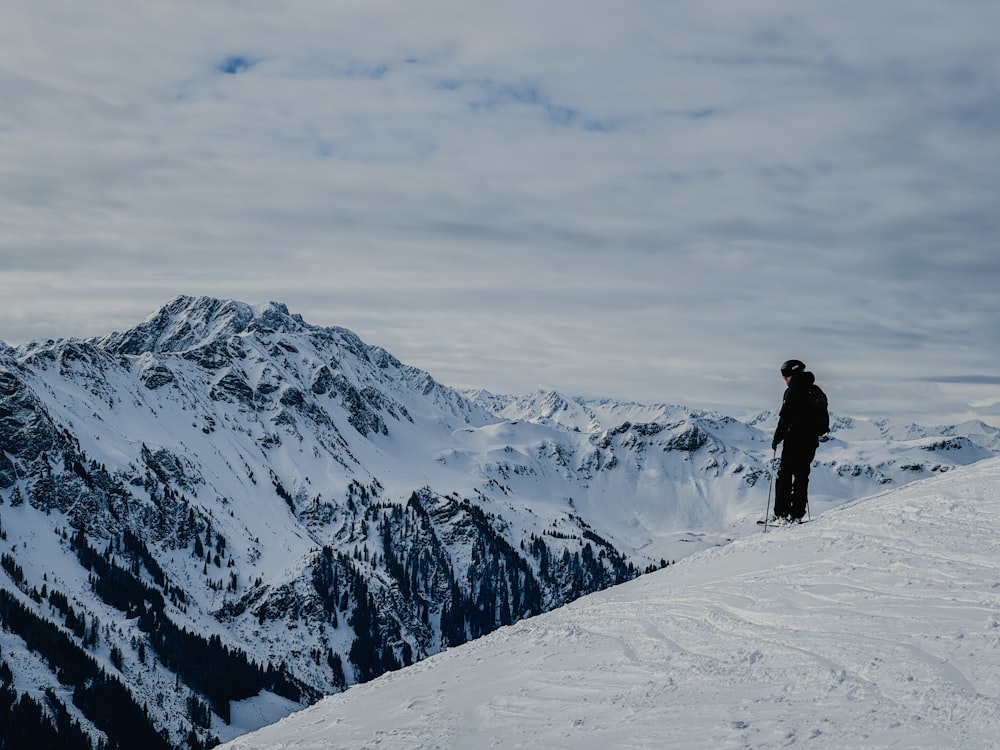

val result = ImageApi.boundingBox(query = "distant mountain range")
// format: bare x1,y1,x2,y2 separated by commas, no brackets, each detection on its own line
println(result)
2,296,997,749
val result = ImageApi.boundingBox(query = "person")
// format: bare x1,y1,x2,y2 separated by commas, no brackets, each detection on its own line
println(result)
770,359,822,522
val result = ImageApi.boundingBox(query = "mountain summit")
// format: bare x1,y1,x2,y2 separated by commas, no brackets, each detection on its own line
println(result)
1,297,997,749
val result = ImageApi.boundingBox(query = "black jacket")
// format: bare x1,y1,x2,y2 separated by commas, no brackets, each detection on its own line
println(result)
772,370,820,449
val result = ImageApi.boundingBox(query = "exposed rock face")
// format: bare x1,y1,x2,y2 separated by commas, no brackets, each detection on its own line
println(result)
2,296,997,750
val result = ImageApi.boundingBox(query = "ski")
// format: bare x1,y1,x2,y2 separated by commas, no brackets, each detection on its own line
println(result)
757,517,810,527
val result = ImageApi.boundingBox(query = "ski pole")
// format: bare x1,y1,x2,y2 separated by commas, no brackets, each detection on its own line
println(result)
763,449,776,533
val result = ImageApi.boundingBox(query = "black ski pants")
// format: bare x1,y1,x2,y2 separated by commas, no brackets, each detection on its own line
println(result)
774,439,818,520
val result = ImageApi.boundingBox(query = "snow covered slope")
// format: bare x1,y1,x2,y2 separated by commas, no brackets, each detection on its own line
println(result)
222,457,1000,750
2,295,998,749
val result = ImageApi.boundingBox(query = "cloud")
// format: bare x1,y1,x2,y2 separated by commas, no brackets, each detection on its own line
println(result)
922,376,1000,386
2,0,999,425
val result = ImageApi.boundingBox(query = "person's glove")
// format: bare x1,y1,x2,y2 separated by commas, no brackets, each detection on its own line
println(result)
771,438,779,451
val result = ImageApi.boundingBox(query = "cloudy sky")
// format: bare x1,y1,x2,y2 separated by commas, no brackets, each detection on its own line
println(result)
2,1,999,425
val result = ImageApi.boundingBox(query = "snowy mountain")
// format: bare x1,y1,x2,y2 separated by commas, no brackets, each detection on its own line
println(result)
219,456,1000,750
1,296,998,749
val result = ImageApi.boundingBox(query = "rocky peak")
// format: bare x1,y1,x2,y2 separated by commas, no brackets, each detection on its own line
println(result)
99,296,299,356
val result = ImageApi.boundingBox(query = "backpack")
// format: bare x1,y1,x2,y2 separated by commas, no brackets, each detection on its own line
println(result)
809,384,830,437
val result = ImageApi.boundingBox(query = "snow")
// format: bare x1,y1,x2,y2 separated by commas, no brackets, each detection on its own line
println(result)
227,692,306,741
5,298,1000,747
221,457,1000,749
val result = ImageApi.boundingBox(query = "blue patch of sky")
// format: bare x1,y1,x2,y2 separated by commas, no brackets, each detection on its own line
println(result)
544,103,578,127
657,107,722,120
582,118,626,133
219,55,256,75
434,77,619,131
269,54,395,81
434,78,464,91
342,61,389,79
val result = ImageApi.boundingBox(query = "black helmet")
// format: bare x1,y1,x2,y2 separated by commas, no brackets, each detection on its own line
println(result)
780,359,806,377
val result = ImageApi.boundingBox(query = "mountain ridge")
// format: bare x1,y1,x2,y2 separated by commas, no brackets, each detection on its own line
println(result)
2,296,998,749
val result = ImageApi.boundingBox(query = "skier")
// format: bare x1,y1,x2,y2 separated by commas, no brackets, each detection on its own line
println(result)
770,359,825,523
